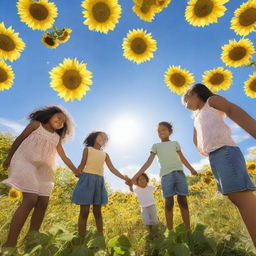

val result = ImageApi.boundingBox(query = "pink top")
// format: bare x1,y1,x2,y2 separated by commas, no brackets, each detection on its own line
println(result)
194,98,236,156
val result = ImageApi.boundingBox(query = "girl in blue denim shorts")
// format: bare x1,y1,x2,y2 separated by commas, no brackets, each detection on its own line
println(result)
71,131,130,237
131,122,197,230
182,83,256,246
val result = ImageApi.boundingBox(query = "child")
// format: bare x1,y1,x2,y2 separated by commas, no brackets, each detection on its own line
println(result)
182,83,256,246
131,122,197,230
71,131,131,237
130,173,158,232
1,106,79,248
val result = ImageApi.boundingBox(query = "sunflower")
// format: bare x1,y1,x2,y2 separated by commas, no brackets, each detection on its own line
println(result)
244,74,256,98
185,0,229,27
202,67,232,92
164,66,195,95
221,38,255,67
49,58,93,101
122,29,157,64
81,0,121,34
17,0,58,31
155,0,172,13
8,188,22,202
231,0,256,36
0,22,25,62
0,60,15,91
58,28,72,43
41,32,59,48
132,3,157,22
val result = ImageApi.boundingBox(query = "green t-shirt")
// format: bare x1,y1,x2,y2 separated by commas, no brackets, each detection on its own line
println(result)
151,141,183,177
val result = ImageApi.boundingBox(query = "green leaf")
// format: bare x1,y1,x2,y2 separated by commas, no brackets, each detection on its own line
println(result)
70,247,94,256
172,243,191,256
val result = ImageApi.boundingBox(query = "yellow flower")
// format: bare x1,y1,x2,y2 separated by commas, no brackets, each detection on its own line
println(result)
81,0,121,34
17,0,58,31
49,58,93,102
132,4,157,22
122,29,157,64
164,66,195,95
221,38,255,67
231,0,256,36
58,28,72,43
8,188,22,202
0,60,15,91
0,22,25,62
155,0,172,13
244,74,256,98
202,67,232,92
41,33,59,48
185,0,229,27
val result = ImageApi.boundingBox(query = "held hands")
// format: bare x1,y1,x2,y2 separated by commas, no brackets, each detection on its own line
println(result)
73,167,82,177
124,175,134,192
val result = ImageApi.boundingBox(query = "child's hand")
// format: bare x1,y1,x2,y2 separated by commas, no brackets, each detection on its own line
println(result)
3,158,11,170
74,169,82,177
131,177,137,185
191,169,198,176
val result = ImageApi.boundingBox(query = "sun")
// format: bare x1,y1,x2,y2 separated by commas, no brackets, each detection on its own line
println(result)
108,115,142,147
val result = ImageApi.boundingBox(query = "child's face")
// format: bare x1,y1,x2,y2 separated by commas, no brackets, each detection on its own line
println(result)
184,93,201,111
95,133,108,147
157,125,171,140
137,175,148,188
49,113,66,130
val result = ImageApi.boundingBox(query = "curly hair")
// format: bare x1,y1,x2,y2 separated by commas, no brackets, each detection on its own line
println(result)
83,131,108,148
158,121,173,133
28,105,75,142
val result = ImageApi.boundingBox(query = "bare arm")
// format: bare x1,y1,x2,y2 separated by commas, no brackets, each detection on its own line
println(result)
131,152,155,183
3,121,40,169
105,154,128,181
193,128,197,147
57,142,79,176
209,96,256,138
77,148,88,173
177,151,197,175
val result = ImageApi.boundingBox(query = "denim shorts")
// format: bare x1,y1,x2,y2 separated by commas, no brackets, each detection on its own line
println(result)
161,170,188,198
71,172,108,205
209,146,256,195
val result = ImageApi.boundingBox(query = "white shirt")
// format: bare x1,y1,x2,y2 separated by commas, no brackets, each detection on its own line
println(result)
134,185,156,207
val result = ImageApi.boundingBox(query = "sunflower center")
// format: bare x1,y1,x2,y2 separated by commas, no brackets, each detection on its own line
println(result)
131,38,147,54
92,2,111,23
249,79,256,92
209,73,224,85
62,70,82,90
0,67,8,83
44,36,55,46
170,73,185,87
59,31,68,41
239,8,256,27
228,46,246,61
29,3,49,21
194,0,214,18
0,34,15,52
9,191,18,198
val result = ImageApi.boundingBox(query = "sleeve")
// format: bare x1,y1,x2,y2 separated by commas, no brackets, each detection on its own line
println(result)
151,144,157,154
175,141,181,152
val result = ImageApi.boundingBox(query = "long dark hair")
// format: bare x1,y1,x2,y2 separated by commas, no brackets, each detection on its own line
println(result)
182,83,216,104
28,105,74,141
83,131,108,147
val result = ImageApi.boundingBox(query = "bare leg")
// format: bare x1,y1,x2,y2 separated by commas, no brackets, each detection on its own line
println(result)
227,191,256,247
78,205,90,237
164,196,174,230
3,193,38,247
28,196,49,232
93,205,103,233
177,195,190,229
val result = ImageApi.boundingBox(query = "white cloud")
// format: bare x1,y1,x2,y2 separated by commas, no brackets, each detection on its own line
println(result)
119,164,141,175
0,117,25,134
191,157,210,171
245,145,256,161
232,134,250,144
227,120,250,144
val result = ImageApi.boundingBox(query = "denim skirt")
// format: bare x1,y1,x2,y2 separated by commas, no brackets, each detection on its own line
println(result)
71,172,108,205
209,146,256,195
161,170,188,198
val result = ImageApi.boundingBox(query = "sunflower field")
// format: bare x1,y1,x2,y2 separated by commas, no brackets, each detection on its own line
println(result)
0,132,256,255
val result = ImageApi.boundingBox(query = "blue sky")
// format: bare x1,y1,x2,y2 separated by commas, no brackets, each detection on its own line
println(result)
0,0,256,192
